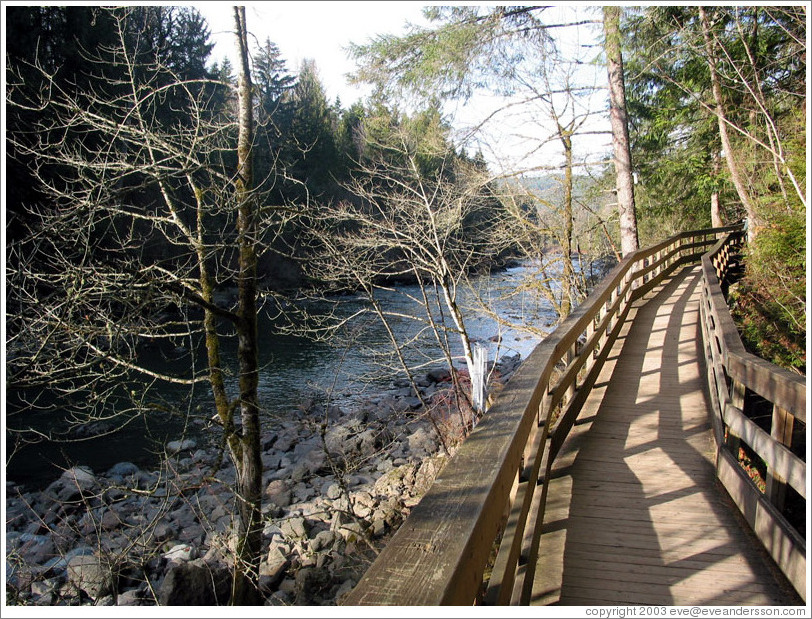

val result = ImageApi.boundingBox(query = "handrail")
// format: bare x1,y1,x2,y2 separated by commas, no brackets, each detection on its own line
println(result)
342,225,799,606
698,231,806,600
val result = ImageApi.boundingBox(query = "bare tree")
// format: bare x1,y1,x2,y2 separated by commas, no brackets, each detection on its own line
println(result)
6,6,272,602
300,113,503,433
229,5,263,604
349,6,623,316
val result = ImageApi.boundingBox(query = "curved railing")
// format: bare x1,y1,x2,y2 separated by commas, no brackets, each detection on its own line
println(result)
699,230,806,600
343,226,753,606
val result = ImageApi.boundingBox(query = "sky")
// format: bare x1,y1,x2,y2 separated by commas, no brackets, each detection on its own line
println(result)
197,2,613,172
197,2,429,106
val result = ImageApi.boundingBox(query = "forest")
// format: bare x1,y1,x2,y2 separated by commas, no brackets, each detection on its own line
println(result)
4,5,806,607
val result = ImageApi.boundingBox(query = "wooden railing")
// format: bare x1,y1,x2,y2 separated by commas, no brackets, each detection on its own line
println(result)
699,230,806,600
343,226,746,606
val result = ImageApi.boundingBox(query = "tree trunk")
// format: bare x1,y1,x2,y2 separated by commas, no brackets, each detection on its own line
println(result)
711,150,724,227
231,6,263,605
603,5,639,257
560,130,574,318
699,6,758,241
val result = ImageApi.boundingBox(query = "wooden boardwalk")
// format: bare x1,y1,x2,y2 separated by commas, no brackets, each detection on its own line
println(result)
532,266,799,606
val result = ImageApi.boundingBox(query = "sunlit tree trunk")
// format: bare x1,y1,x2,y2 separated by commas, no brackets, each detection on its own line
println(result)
603,5,639,256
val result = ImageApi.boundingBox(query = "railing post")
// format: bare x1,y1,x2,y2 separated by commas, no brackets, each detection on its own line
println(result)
565,344,576,404
766,405,794,511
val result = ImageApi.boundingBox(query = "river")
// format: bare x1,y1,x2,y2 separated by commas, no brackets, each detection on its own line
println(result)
5,262,573,489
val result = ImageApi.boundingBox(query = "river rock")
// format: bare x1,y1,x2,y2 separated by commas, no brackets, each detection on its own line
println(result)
407,427,438,456
4,349,469,609
116,588,144,606
62,466,96,485
413,455,446,496
427,368,451,383
166,439,196,454
335,520,364,543
157,559,230,605
163,543,197,563
60,545,95,567
273,431,297,453
67,554,113,600
356,428,382,455
260,547,289,587
152,521,176,543
262,451,283,471
294,566,331,604
324,423,351,456
54,467,98,500
107,462,140,478
370,515,387,538
178,524,205,545
325,482,343,500
31,577,62,599
17,533,56,566
279,517,307,540
99,509,121,531
310,530,339,553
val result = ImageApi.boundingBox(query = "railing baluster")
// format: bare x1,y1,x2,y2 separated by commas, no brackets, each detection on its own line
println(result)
766,405,794,511
565,344,576,404
726,378,746,456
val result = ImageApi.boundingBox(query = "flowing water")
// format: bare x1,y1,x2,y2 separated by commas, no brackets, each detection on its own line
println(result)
5,262,568,489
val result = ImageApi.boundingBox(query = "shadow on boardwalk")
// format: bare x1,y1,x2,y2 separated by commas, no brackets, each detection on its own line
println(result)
532,266,801,606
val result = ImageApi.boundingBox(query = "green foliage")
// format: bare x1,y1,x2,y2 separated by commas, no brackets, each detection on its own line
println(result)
252,38,296,202
348,6,554,102
624,7,729,231
624,6,805,229
624,6,806,372
286,59,340,198
732,208,806,373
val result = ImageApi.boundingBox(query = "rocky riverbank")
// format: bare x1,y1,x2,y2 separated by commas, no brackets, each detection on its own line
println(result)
5,354,523,606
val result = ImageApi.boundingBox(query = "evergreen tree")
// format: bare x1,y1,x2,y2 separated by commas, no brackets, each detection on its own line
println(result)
252,38,296,200
334,101,368,177
287,59,339,198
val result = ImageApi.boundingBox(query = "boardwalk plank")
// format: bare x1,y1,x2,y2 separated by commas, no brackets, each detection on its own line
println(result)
531,266,798,606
